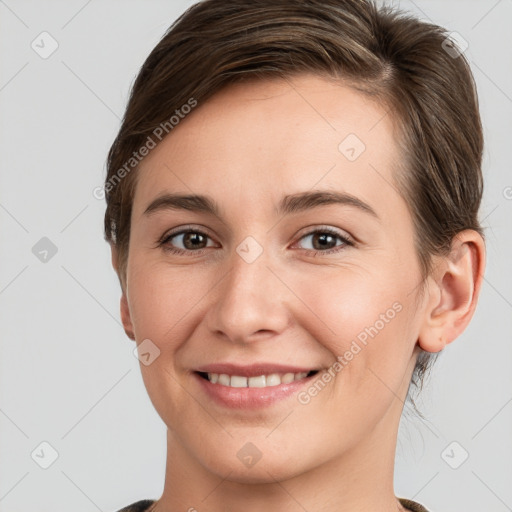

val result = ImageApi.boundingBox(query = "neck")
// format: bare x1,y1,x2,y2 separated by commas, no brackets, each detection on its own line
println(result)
154,395,408,512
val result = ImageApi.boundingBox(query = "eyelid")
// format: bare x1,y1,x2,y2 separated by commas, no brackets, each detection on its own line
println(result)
157,224,355,255
158,224,352,243
290,227,355,255
157,224,216,245
293,224,354,244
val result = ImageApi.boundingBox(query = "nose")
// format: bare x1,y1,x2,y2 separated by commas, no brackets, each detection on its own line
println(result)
205,244,292,345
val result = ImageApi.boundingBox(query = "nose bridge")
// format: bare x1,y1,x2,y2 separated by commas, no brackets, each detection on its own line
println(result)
206,237,290,343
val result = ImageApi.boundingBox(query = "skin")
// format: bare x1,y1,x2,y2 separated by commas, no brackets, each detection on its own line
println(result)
111,73,485,512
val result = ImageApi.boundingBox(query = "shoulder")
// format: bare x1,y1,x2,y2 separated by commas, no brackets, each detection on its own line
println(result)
399,497,431,512
114,499,156,512
116,498,428,512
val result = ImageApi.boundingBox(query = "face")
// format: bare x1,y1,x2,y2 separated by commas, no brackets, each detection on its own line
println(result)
120,74,429,482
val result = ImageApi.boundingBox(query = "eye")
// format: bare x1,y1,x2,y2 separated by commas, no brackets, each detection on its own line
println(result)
158,226,217,255
294,227,354,255
157,225,354,257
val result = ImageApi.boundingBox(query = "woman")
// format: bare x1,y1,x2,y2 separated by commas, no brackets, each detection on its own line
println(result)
104,1,486,510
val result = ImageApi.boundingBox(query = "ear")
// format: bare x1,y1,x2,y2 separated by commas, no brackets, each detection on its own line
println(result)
119,294,136,341
418,230,486,352
110,244,136,341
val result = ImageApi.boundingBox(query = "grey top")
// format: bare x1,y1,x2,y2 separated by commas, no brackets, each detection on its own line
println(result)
116,497,430,511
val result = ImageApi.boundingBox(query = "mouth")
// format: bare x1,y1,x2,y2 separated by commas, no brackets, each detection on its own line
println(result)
193,364,322,408
196,370,319,388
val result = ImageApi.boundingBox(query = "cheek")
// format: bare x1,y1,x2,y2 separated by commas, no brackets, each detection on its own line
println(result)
127,263,209,414
128,253,417,358
127,259,206,339
289,265,417,389
128,246,419,396
295,266,404,337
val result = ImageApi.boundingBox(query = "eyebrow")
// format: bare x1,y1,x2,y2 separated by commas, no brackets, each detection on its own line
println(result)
143,190,379,221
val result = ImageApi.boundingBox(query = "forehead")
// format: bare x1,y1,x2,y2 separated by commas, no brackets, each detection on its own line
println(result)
132,73,403,223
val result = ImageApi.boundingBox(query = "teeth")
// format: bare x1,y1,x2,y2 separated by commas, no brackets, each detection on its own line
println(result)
217,373,230,386
206,371,312,387
266,373,281,386
230,375,247,388
248,375,266,388
281,372,295,384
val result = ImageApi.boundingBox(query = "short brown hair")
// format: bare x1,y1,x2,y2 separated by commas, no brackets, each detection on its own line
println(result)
104,0,484,406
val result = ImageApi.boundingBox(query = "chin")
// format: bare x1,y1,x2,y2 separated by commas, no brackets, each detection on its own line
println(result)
208,458,305,484
195,441,314,484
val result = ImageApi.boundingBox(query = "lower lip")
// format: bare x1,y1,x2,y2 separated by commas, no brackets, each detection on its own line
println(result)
194,372,317,409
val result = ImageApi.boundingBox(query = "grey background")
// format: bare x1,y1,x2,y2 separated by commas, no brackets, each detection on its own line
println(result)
0,1,511,511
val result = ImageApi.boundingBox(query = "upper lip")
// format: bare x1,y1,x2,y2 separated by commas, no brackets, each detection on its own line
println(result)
195,363,319,377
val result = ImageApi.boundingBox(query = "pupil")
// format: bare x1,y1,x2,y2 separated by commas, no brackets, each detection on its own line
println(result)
185,232,205,249
181,232,337,251
314,233,334,250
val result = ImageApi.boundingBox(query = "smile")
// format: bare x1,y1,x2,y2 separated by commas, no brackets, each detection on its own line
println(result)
193,364,322,408
199,370,318,388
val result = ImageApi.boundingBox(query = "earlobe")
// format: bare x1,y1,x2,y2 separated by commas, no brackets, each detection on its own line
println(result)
120,293,136,341
110,243,136,341
418,230,485,353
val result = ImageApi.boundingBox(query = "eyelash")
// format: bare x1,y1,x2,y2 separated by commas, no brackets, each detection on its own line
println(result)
157,225,354,257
